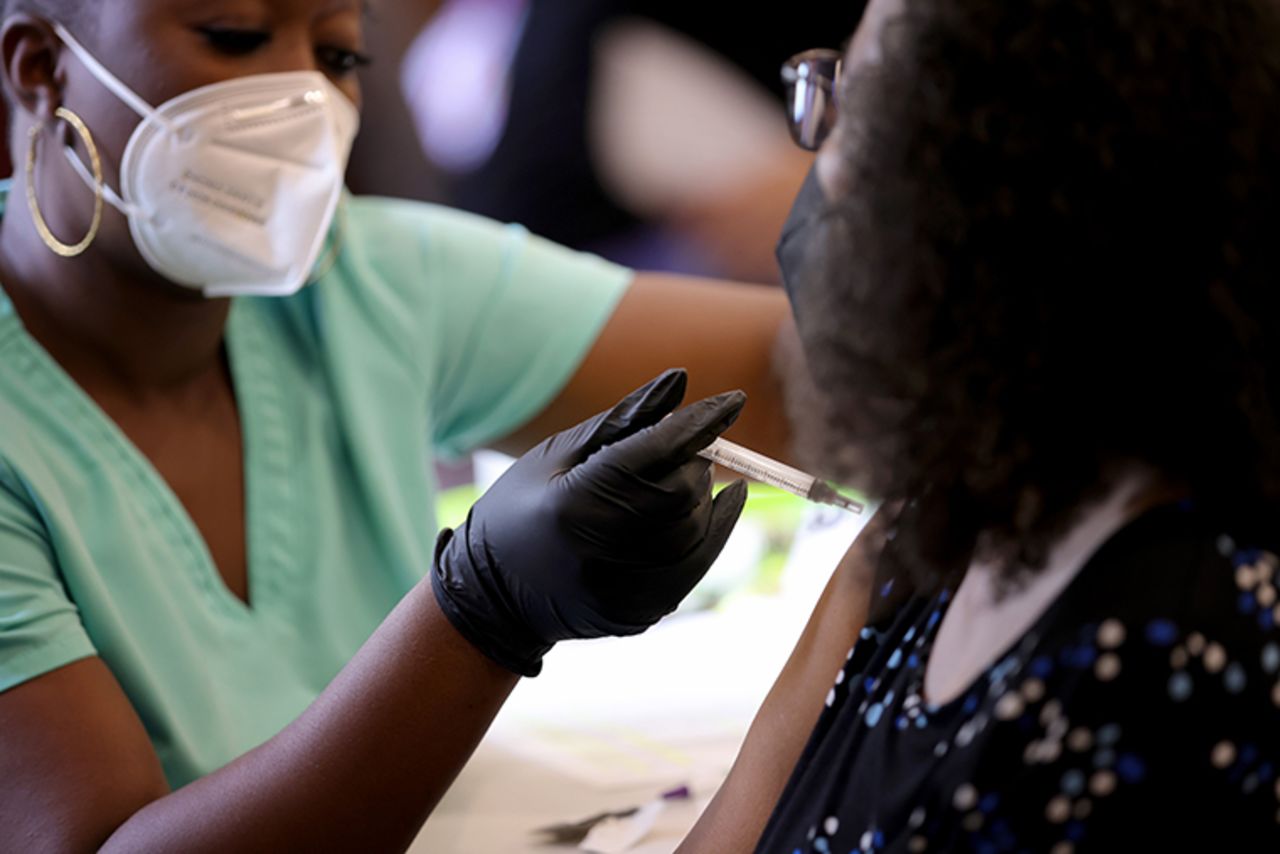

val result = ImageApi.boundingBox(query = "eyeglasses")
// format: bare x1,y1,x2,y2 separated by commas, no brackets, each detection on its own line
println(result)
781,49,843,151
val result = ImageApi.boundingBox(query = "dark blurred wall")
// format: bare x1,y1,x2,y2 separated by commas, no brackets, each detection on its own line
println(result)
345,0,447,201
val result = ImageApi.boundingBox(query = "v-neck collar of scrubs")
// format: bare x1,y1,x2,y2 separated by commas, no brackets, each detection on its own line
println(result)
0,282,296,622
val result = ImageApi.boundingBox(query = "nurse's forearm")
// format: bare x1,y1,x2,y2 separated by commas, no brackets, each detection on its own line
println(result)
101,581,518,854
495,274,794,462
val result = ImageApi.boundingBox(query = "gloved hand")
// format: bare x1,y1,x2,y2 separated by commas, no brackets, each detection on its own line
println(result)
430,369,749,676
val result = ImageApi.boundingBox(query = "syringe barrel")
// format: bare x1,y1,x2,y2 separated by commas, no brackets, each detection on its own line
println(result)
697,437,819,498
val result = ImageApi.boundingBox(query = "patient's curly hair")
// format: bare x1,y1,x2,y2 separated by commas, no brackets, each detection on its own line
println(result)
791,0,1280,589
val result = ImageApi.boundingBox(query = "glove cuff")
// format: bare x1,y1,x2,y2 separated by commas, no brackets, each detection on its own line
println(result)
429,526,552,678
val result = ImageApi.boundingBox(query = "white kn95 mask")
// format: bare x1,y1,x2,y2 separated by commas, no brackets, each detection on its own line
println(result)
53,23,361,298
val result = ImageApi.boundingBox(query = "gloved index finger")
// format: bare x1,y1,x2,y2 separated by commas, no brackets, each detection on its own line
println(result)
595,390,747,478
571,368,689,463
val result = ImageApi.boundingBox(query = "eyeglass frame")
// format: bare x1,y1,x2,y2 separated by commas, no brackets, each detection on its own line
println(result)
781,48,844,151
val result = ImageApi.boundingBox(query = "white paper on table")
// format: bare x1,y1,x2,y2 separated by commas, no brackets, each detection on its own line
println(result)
580,800,666,854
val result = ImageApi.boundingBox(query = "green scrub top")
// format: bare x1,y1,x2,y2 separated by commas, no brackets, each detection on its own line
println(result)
0,193,631,787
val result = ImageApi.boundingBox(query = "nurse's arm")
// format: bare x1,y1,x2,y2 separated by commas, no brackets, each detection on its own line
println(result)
493,273,793,460
0,582,518,853
677,516,886,853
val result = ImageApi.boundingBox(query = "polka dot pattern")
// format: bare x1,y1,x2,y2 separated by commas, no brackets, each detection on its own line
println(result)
764,518,1280,854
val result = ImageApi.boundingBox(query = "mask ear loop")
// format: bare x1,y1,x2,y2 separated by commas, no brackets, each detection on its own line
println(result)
62,145,139,217
53,24,168,128
53,22,166,221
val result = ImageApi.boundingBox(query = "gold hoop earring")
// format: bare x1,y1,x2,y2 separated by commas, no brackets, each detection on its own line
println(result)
26,106,104,258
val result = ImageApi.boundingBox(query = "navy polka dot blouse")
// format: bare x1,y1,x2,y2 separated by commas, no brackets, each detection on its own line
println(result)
758,504,1280,853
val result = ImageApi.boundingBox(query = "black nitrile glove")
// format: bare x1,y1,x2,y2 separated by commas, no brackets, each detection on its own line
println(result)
430,369,749,676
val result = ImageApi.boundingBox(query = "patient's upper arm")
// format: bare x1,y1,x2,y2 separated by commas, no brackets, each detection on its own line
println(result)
679,523,883,853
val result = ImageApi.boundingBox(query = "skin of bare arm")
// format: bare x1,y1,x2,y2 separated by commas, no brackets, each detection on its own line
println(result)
0,583,518,853
677,511,891,853
494,272,792,460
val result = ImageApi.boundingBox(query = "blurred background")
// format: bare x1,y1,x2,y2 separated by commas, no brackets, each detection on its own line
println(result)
353,0,865,282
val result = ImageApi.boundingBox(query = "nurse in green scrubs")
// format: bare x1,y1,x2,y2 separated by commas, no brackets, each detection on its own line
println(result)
0,0,792,849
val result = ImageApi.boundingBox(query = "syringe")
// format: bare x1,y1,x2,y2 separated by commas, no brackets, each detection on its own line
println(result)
698,437,864,514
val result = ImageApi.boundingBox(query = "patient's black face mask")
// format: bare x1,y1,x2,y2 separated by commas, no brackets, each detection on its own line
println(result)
776,166,831,328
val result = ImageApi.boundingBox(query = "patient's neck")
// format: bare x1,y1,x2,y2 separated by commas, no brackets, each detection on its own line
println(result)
922,470,1167,707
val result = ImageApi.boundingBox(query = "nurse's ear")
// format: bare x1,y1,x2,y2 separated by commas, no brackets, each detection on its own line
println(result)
0,14,66,124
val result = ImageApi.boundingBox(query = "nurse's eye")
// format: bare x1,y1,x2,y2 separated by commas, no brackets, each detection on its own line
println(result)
198,27,272,56
317,45,373,76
